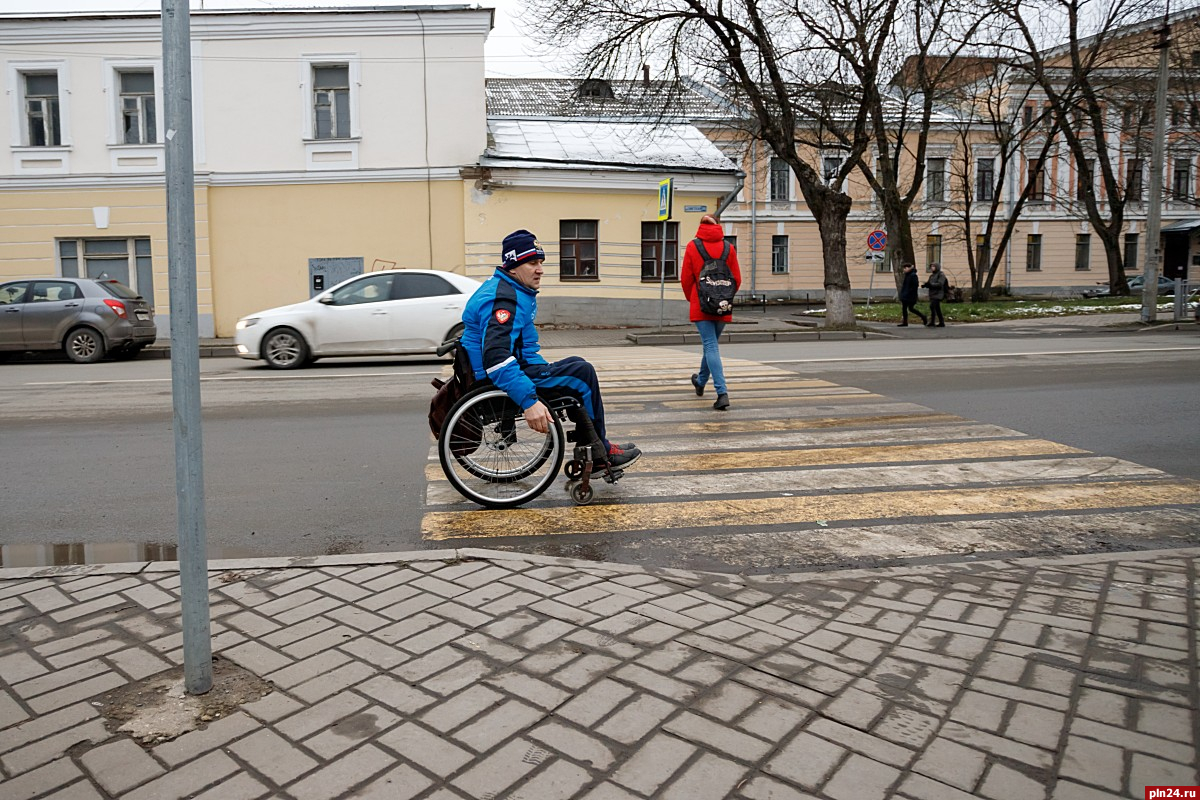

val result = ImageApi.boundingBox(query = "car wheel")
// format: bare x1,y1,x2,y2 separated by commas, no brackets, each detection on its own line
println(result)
65,327,106,364
262,327,309,369
110,345,145,361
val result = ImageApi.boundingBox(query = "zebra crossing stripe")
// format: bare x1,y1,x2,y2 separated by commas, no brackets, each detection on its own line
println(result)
421,479,1200,540
621,412,964,436
614,393,887,411
424,456,1162,506
423,438,1082,482
616,438,1085,472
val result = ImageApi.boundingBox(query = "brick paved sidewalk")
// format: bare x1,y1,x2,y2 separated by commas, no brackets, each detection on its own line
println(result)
1,547,1197,799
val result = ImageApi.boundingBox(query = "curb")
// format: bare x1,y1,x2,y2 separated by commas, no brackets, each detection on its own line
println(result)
625,329,887,345
4,544,1198,584
143,343,239,359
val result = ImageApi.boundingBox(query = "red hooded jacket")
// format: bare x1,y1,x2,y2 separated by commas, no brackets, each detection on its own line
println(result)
680,219,742,322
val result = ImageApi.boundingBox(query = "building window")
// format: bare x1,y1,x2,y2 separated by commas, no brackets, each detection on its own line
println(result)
1077,158,1093,202
771,235,789,274
118,70,156,145
925,234,942,270
313,64,350,139
1026,234,1042,271
724,235,737,251
1172,158,1192,199
769,157,790,201
641,221,678,281
976,157,994,202
1028,157,1046,201
559,220,598,280
976,235,991,268
1126,158,1144,201
1123,233,1138,274
58,237,154,300
823,156,843,187
24,72,61,147
1023,104,1034,127
576,78,615,100
926,158,946,201
1075,233,1091,271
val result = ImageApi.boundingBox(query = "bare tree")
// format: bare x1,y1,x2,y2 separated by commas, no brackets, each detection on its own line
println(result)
996,0,1169,295
941,52,1062,298
825,0,989,280
525,0,871,325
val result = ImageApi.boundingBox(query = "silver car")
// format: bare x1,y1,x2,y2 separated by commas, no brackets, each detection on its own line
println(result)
0,277,157,363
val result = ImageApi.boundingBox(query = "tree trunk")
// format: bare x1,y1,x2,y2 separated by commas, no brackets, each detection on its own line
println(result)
814,192,855,326
1095,221,1128,295
878,194,915,292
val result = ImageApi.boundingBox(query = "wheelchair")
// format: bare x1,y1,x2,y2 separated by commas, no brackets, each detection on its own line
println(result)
434,339,629,509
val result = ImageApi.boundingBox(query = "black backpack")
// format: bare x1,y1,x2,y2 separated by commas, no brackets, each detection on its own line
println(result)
693,239,736,316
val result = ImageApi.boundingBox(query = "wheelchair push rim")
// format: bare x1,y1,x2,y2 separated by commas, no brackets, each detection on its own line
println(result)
438,387,565,508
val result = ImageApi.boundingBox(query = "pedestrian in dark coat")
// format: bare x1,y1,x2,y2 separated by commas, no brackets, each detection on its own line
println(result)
898,263,927,327
922,262,948,327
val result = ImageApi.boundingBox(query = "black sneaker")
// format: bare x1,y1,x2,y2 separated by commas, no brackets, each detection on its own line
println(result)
691,373,705,396
606,444,642,469
713,393,730,411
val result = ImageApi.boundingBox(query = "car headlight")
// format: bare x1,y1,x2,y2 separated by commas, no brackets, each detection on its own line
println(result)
236,317,259,330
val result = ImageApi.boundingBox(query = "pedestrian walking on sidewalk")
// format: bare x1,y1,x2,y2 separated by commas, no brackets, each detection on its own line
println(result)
922,262,948,327
681,215,741,411
898,263,927,327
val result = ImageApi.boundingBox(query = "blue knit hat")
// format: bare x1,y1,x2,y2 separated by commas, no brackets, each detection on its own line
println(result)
501,229,545,270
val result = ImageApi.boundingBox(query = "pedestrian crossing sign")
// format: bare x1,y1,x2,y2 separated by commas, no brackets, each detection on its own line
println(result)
658,179,673,221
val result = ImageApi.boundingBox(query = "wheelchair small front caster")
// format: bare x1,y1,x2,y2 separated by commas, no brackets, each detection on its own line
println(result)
570,482,594,505
564,460,583,481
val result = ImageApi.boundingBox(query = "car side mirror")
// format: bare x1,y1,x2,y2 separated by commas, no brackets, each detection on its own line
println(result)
318,294,335,305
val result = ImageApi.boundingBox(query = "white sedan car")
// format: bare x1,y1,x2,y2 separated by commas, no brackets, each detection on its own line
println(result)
235,269,480,369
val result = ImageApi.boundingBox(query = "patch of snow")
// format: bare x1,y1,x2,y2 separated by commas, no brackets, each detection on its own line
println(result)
484,119,737,171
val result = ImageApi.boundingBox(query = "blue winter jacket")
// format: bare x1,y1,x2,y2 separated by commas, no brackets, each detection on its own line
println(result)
460,268,547,410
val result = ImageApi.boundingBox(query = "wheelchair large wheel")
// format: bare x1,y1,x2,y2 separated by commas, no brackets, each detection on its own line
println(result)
438,387,564,508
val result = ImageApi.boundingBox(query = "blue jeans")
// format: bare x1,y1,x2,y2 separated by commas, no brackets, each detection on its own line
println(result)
694,320,728,396
526,355,610,449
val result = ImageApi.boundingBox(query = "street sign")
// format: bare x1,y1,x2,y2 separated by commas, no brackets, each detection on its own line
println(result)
658,178,673,221
867,230,887,251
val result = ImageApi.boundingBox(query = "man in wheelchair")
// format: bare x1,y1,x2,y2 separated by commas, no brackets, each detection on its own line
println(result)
459,229,641,470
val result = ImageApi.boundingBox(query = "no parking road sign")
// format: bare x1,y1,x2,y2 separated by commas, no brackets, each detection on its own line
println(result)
867,230,887,251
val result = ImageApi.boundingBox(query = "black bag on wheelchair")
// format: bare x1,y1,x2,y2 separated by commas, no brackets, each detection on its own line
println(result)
428,342,481,457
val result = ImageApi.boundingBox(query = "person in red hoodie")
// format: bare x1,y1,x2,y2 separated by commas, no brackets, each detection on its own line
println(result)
680,215,741,410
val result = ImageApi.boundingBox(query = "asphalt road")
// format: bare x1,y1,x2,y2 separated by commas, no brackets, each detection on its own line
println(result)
2,335,1197,570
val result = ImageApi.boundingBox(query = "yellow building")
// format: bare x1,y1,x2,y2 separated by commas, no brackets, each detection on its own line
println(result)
1,12,740,337
469,104,741,324
1,7,492,338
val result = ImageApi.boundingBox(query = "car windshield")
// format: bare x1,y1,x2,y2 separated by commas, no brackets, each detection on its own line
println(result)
96,280,140,299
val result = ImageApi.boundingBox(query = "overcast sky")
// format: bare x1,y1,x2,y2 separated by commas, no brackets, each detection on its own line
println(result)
0,0,569,77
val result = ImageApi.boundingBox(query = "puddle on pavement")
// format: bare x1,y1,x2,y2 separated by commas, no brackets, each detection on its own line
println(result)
0,541,261,568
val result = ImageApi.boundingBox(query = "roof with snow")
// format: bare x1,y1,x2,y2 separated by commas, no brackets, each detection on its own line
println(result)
486,78,738,121
482,119,739,173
